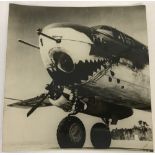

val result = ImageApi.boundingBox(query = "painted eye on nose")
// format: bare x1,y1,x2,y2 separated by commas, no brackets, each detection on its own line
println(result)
50,50,75,73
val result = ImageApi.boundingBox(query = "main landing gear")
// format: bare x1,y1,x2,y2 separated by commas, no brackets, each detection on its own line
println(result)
90,123,111,149
57,116,86,148
56,116,111,149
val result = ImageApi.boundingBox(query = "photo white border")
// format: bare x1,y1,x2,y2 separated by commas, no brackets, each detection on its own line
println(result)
0,1,155,153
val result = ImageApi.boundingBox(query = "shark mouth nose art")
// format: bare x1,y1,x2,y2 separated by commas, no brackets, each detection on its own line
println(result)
47,52,109,85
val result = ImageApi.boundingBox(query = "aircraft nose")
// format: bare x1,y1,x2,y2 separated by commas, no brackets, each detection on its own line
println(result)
50,50,75,73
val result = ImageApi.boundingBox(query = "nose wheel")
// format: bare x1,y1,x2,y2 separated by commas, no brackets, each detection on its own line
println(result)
90,123,111,149
57,116,86,148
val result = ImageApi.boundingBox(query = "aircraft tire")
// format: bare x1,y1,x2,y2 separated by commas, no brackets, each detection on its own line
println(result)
57,116,86,148
90,123,111,149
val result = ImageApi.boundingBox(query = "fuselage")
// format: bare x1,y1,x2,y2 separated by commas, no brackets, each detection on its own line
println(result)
38,23,151,118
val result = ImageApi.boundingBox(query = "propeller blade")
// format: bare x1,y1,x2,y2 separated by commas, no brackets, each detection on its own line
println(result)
27,93,48,117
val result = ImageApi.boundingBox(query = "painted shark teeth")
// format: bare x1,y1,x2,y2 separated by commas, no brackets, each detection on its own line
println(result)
97,69,100,72
81,80,86,83
49,56,109,85
99,57,104,61
101,65,104,70
95,58,98,62
93,72,96,76
91,59,95,62
88,75,92,80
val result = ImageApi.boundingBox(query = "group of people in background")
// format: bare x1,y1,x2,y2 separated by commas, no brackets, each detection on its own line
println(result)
111,120,152,141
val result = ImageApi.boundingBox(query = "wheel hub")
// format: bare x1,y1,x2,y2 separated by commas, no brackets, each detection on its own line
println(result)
69,123,82,143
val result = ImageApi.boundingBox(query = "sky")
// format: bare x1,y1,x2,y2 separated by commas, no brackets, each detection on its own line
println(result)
3,4,152,151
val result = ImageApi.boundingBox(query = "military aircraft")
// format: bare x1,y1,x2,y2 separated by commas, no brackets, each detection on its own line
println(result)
6,23,151,149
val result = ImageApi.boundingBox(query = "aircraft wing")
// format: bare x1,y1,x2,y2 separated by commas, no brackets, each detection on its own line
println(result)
6,94,52,109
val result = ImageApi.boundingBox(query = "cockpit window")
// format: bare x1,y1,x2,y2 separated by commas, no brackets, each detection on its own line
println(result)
96,26,113,36
101,26,112,31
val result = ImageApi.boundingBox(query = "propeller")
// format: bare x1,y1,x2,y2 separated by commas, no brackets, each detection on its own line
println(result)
6,82,79,117
27,93,49,117
26,81,64,117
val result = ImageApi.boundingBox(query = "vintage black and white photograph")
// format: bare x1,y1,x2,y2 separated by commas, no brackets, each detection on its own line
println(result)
3,3,153,152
